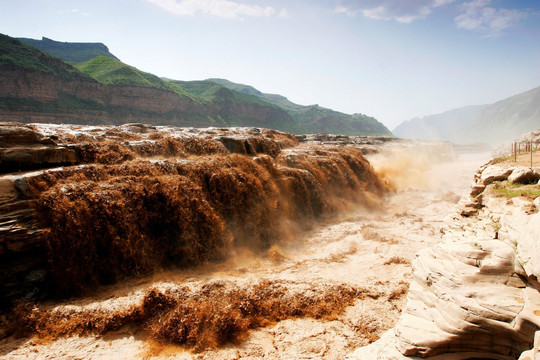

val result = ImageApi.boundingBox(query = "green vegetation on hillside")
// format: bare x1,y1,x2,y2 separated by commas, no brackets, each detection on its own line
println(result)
289,105,392,136
71,58,291,128
207,78,262,96
210,78,392,136
491,182,540,200
209,78,304,110
0,34,87,79
171,80,280,108
75,57,168,89
1,33,392,136
0,92,107,113
18,37,118,63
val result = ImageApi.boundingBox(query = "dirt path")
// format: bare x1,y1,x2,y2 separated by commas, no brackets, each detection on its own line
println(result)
505,150,540,167
0,147,491,360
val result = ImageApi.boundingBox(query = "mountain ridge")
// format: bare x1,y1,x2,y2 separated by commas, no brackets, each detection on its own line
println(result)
18,36,118,63
2,34,391,136
393,105,486,142
208,78,391,136
465,85,540,144
394,86,540,144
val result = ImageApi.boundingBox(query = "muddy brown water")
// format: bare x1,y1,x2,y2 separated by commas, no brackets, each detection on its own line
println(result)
0,146,491,360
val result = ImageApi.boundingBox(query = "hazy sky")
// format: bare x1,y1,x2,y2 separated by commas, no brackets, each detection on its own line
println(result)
2,0,540,129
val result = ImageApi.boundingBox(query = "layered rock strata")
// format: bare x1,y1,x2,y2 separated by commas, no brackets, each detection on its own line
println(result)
348,159,540,359
0,68,296,131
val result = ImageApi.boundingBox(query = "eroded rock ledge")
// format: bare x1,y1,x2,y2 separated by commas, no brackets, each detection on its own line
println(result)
348,159,540,359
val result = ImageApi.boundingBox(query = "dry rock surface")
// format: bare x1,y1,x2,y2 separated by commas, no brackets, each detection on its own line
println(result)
349,151,540,360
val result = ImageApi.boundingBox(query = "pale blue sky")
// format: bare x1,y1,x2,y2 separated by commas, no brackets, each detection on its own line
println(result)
2,0,540,129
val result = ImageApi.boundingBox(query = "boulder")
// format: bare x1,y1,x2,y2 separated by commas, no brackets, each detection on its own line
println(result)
480,165,513,185
393,239,539,358
458,194,483,217
518,331,540,360
508,167,540,185
506,210,540,284
470,183,486,197
348,238,540,359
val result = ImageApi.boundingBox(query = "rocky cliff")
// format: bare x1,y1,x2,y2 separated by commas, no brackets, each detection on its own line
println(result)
348,154,540,359
0,67,296,130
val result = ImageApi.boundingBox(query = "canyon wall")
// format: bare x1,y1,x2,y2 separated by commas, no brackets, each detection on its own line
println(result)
0,69,296,130
349,160,540,359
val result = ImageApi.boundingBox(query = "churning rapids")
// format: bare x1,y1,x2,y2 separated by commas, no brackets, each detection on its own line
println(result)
0,123,490,359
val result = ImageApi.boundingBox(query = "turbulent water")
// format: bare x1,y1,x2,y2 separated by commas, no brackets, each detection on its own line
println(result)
0,129,492,359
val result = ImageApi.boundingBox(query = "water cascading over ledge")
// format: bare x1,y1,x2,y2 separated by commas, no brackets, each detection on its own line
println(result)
0,122,388,308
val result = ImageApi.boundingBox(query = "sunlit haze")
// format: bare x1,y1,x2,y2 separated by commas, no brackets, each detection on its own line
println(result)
2,0,539,129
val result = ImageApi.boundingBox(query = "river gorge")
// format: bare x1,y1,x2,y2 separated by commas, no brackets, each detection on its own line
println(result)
2,123,539,359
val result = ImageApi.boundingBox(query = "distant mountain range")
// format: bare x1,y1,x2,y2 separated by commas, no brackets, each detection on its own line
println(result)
208,78,388,136
394,87,540,144
0,34,391,136
393,105,486,142
466,86,540,144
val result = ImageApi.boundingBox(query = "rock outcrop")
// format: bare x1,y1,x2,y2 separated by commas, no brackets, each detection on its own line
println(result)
479,165,515,185
348,158,540,359
508,167,540,185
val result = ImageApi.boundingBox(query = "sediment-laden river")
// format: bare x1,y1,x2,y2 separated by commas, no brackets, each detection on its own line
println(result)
0,136,491,360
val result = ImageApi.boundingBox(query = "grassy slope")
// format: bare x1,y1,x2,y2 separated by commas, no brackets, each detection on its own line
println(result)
0,34,89,79
291,105,392,136
172,80,279,107
0,35,112,114
208,78,303,110
74,58,284,111
74,56,184,94
2,42,293,129
209,78,392,136
18,37,118,63
170,80,298,132
2,33,389,135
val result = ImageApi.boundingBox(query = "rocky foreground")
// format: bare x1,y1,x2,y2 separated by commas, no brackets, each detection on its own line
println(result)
349,154,540,359
0,122,477,359
4,122,539,359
